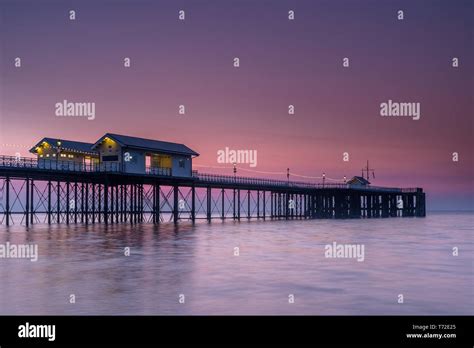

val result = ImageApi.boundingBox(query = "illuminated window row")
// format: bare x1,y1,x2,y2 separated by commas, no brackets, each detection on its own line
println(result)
39,154,75,158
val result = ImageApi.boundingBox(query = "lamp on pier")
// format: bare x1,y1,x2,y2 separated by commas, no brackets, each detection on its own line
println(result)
56,140,62,166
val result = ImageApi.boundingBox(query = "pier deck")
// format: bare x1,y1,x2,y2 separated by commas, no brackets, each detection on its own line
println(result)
0,155,425,225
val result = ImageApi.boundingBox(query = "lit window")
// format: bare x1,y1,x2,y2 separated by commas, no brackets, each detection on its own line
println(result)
60,154,66,157
46,154,50,157
39,155,43,158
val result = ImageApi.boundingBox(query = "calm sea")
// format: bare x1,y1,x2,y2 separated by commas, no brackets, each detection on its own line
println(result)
0,212,472,315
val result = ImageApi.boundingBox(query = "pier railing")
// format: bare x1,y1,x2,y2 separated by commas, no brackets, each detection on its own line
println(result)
0,155,172,175
145,167,172,176
0,155,120,172
192,172,421,192
0,155,37,169
193,171,346,189
38,159,120,172
350,185,418,193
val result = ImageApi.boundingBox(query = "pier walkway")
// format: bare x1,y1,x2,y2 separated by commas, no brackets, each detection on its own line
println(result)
0,155,425,225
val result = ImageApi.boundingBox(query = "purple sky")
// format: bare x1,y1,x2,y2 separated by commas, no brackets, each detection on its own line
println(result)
0,0,472,210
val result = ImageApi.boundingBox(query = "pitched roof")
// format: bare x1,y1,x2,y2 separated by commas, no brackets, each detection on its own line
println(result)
29,138,98,155
348,176,371,185
93,133,199,157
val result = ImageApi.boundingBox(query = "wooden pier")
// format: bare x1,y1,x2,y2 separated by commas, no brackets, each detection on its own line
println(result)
0,155,425,226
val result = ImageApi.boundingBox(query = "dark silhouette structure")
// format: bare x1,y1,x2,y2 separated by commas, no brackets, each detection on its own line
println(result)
0,154,425,226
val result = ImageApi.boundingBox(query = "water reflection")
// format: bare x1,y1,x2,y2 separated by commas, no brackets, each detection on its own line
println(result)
0,213,472,315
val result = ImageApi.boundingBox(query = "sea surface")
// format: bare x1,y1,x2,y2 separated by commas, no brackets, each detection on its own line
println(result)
0,212,472,315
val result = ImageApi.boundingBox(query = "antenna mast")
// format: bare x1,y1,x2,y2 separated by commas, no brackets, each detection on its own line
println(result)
361,160,375,180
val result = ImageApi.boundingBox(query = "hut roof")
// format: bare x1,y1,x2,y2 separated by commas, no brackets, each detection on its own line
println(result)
29,138,98,156
348,176,371,185
93,133,199,157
